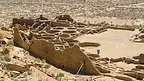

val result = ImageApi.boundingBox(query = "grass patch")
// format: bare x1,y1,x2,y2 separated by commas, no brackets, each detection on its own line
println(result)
56,73,64,77
42,59,46,63
43,64,51,69
35,58,41,63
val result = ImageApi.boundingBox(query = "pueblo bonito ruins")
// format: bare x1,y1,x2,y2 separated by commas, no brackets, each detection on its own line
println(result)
13,15,107,75
1,0,144,81
12,15,144,81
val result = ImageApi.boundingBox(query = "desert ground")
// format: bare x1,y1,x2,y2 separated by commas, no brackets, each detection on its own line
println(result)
0,0,144,81
1,0,144,26
76,29,144,58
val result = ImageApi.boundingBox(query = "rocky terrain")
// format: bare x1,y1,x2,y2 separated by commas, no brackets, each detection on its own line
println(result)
0,0,144,81
1,0,144,27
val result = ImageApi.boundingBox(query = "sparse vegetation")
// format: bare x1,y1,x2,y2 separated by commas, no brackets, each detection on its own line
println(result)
10,72,20,78
2,48,10,55
57,73,65,77
55,73,65,80
42,59,46,63
27,71,32,75
35,58,41,63
4,55,11,62
7,40,14,46
43,64,51,69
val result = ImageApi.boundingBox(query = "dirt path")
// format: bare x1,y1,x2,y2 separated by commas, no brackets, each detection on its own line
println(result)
76,29,144,58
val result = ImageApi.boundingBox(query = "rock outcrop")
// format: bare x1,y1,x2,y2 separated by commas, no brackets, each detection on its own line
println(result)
79,42,100,47
124,72,144,80
133,54,144,64
6,64,29,73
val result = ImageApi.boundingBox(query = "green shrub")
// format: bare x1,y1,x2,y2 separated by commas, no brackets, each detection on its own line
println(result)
57,73,64,77
4,55,11,62
43,64,51,69
55,73,64,80
42,59,46,63
35,58,41,63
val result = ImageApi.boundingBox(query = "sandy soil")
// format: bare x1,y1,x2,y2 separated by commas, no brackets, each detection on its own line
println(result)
75,17,144,25
76,29,144,58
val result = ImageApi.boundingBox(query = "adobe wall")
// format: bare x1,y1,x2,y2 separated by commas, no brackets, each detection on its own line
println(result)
12,18,34,26
107,27,135,31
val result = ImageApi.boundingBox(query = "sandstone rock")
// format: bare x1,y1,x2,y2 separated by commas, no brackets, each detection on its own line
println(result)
15,24,27,31
89,56,97,61
108,27,135,31
99,57,110,61
133,56,141,59
59,34,70,38
55,15,74,23
110,58,123,62
48,21,70,27
67,27,76,30
139,59,144,64
79,42,100,47
53,27,64,30
136,65,144,69
64,38,79,43
47,30,60,34
29,40,100,75
114,76,133,81
87,54,100,58
124,72,144,80
95,65,110,73
133,54,144,64
124,58,138,64
13,28,30,50
6,64,29,73
74,22,87,27
63,30,76,33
